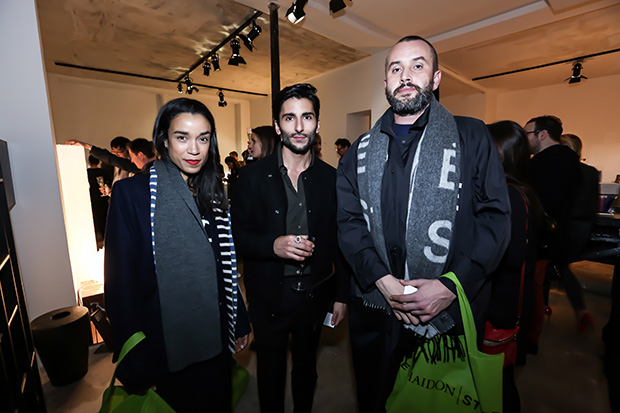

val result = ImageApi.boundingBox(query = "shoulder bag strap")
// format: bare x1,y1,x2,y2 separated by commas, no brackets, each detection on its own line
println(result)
441,272,477,350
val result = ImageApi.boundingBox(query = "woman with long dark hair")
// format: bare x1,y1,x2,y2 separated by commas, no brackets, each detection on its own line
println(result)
104,98,250,412
485,120,542,413
247,125,279,161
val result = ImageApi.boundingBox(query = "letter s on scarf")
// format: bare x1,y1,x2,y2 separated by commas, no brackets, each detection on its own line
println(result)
424,220,451,263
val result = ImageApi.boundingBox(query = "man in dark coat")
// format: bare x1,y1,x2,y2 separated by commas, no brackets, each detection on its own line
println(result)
525,116,593,330
336,36,511,412
231,83,348,413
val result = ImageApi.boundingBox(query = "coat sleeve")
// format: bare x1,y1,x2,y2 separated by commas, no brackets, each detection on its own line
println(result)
234,290,252,337
104,178,160,390
91,145,140,174
231,165,282,260
336,141,391,291
439,120,511,300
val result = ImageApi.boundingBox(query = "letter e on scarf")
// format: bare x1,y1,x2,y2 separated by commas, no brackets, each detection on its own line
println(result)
424,220,451,263
439,149,457,190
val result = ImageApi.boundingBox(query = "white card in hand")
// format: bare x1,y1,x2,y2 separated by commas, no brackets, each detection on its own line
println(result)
323,312,335,328
403,285,418,294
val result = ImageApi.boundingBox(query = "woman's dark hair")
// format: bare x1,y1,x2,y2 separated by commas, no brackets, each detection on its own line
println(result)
487,120,543,226
487,121,530,185
224,155,240,171
252,125,280,159
152,98,227,214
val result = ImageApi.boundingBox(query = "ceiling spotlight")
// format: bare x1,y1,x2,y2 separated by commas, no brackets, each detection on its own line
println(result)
183,75,198,95
329,0,347,13
203,60,211,76
228,39,246,66
239,20,262,51
566,61,587,84
286,0,308,24
187,84,199,94
177,83,183,94
218,90,227,107
211,53,221,71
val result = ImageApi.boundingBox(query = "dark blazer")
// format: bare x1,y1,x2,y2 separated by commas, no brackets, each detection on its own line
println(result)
231,150,348,318
104,173,250,390
567,162,599,260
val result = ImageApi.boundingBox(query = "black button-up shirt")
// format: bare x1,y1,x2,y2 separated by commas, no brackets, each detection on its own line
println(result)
277,144,313,276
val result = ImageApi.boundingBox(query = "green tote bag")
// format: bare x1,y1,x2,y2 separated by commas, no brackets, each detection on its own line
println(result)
98,331,175,413
386,272,504,413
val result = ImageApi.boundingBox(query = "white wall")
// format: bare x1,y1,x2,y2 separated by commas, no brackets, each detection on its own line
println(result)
493,72,620,182
6,5,618,320
0,0,76,319
47,74,252,163
250,55,385,168
441,92,488,120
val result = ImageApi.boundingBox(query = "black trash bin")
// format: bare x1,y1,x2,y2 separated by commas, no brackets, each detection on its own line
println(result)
31,305,91,386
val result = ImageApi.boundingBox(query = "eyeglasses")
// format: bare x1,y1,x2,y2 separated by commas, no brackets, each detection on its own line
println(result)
525,130,541,135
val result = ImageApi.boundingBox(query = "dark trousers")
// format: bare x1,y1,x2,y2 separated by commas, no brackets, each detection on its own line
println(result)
250,284,324,413
349,298,409,413
155,350,232,413
544,262,586,311
502,364,521,413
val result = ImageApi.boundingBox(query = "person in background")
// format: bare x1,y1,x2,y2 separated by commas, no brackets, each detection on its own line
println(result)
224,155,241,200
127,138,157,172
105,98,250,412
241,149,251,166
559,133,599,261
247,125,279,162
335,138,351,158
86,155,111,249
231,84,348,413
312,133,322,159
486,120,542,413
336,35,510,412
66,136,138,185
525,116,594,333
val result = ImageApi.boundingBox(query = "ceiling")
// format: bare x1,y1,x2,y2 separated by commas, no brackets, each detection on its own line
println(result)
36,0,620,100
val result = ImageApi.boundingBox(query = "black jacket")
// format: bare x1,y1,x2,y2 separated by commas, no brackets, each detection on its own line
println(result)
104,173,250,390
231,148,349,318
336,110,511,327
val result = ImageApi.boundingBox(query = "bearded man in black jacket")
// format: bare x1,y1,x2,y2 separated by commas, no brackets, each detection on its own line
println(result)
336,36,511,412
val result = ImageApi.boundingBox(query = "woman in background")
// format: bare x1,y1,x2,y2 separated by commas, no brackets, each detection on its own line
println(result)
247,125,279,162
105,98,250,412
224,154,241,199
486,120,542,413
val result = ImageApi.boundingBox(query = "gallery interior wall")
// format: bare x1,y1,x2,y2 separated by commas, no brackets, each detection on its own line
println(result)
493,72,620,182
47,74,252,164
3,0,619,321
0,0,76,319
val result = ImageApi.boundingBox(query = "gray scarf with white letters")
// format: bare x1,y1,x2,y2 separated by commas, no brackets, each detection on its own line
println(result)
356,97,461,335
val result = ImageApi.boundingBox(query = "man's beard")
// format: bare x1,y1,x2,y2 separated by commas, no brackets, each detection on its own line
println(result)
385,81,434,116
282,131,316,155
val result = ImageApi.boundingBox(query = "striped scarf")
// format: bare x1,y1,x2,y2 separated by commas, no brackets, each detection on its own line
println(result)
149,161,239,372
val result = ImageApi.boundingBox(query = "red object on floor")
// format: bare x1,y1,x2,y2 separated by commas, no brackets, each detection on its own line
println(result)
578,311,595,333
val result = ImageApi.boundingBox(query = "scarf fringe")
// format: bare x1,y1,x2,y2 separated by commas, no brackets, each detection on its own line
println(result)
411,334,466,365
